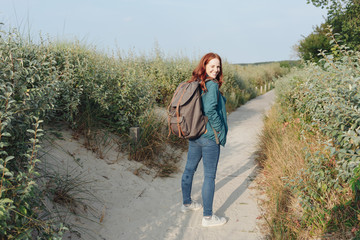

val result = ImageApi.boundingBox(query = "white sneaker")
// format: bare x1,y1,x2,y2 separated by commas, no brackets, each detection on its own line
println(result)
181,201,202,212
202,215,227,227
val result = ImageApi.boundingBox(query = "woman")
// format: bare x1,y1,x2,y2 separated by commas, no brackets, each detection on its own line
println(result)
180,53,228,227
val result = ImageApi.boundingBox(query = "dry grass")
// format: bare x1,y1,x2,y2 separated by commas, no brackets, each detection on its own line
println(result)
255,104,350,239
236,62,288,86
126,110,186,178
256,105,306,239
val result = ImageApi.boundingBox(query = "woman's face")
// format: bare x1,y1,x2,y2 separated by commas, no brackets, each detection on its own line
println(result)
205,58,221,79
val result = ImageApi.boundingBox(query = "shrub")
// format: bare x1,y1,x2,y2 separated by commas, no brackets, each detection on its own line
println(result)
0,31,66,238
260,35,360,237
297,24,332,62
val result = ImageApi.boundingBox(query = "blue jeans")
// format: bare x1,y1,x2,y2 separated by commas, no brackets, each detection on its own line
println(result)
181,136,220,216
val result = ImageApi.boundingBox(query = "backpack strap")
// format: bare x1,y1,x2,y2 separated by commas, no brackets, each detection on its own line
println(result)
175,87,188,137
202,79,220,144
167,82,187,137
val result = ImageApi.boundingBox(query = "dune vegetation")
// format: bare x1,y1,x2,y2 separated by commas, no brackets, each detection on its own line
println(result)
257,31,360,239
0,28,289,238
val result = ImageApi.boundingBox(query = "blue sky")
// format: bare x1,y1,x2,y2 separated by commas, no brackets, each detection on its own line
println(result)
1,0,328,63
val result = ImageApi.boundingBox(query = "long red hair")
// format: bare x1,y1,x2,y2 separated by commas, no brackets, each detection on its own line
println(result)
188,52,223,91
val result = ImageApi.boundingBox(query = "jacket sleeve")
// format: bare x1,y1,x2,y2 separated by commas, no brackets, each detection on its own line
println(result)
202,82,223,132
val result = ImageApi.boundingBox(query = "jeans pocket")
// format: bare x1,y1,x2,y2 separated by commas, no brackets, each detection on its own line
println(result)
199,136,217,146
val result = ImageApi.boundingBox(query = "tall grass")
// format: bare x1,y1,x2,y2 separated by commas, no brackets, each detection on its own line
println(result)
235,62,288,86
257,105,354,239
257,31,360,239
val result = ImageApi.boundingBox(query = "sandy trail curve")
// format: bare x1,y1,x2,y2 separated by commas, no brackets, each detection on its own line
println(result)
51,90,275,240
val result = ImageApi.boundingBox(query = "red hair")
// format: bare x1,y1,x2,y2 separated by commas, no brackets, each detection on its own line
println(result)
188,52,223,91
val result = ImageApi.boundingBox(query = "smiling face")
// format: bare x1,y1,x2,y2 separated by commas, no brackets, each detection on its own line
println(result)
205,58,221,79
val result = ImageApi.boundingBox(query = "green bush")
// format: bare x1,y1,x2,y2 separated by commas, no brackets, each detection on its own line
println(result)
274,37,360,236
48,43,155,132
302,1,360,61
297,24,332,62
328,0,360,51
0,31,66,238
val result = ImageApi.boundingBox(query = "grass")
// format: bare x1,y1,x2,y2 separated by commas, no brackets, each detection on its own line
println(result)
234,62,289,86
126,110,186,177
256,104,359,239
36,134,105,239
256,105,307,239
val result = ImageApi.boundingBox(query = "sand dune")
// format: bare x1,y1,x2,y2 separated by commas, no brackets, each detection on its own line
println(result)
42,90,275,240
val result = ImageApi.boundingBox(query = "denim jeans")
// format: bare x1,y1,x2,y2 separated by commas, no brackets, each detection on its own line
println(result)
181,136,220,216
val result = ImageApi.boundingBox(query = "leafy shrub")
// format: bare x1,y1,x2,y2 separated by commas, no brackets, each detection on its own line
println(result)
0,31,66,238
302,1,360,61
328,1,360,51
297,23,332,62
265,35,360,237
48,42,155,132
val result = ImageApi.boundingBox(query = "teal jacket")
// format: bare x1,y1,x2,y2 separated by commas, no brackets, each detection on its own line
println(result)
201,80,228,146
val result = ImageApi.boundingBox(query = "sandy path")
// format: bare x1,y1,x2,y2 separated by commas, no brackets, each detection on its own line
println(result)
50,90,275,240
